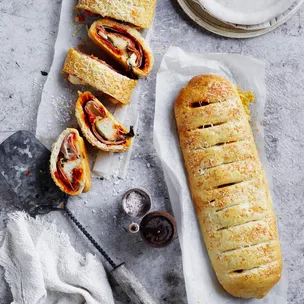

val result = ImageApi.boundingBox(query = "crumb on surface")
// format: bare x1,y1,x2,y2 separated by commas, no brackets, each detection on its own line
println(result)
237,87,255,117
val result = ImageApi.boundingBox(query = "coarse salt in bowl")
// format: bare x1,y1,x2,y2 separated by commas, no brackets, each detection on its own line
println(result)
122,188,152,218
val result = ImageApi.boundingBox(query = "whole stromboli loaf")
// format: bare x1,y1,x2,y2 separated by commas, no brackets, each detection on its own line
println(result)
174,75,282,299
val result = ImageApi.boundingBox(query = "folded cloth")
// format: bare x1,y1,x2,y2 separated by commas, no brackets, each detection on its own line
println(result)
0,212,114,304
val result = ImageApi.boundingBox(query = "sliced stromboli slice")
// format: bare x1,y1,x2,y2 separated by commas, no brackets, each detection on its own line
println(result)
62,48,137,105
50,128,91,196
76,91,134,152
88,19,154,78
76,0,156,29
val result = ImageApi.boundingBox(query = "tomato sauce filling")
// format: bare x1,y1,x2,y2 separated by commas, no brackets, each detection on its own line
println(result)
80,93,134,145
95,25,149,72
55,132,83,192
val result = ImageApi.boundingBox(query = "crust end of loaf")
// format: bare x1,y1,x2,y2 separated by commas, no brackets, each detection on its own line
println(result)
220,258,282,298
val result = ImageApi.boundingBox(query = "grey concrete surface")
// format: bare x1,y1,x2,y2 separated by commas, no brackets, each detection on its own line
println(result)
0,0,304,303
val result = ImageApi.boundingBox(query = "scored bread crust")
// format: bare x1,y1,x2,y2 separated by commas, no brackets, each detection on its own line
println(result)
78,135,92,193
88,19,154,78
50,128,92,196
62,48,137,105
174,75,282,299
76,91,133,152
76,0,156,29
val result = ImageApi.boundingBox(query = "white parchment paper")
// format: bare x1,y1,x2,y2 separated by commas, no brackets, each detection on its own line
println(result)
154,47,288,304
36,0,149,178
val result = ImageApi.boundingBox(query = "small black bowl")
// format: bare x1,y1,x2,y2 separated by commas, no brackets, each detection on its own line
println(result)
139,211,177,248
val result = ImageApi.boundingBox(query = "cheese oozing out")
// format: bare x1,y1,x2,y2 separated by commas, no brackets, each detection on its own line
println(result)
127,53,137,67
98,30,138,68
108,33,129,60
60,157,82,181
56,132,84,192
95,117,120,141
97,30,108,40
68,74,87,85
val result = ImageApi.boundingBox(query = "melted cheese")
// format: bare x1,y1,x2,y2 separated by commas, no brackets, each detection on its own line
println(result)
100,32,138,67
98,30,108,40
95,117,119,141
68,74,87,85
61,158,82,181
108,33,128,50
108,33,129,59
127,53,137,67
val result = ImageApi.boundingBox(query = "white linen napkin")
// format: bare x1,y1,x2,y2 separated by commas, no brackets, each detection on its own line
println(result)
0,212,114,304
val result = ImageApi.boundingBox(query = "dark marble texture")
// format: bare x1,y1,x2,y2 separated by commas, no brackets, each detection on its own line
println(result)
0,131,67,215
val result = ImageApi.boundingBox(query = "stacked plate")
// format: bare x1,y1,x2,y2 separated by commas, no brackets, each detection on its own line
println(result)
178,0,304,38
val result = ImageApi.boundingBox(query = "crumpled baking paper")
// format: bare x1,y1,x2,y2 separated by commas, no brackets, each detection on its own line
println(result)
154,46,288,304
36,0,148,178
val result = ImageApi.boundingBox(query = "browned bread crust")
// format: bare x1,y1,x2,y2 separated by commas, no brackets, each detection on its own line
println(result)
76,0,156,29
62,48,137,105
174,74,282,299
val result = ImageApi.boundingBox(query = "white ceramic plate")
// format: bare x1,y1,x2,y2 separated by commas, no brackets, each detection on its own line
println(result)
177,0,300,38
197,0,295,25
229,0,303,30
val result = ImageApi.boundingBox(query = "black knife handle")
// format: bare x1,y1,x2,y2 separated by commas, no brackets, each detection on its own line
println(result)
65,207,117,269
